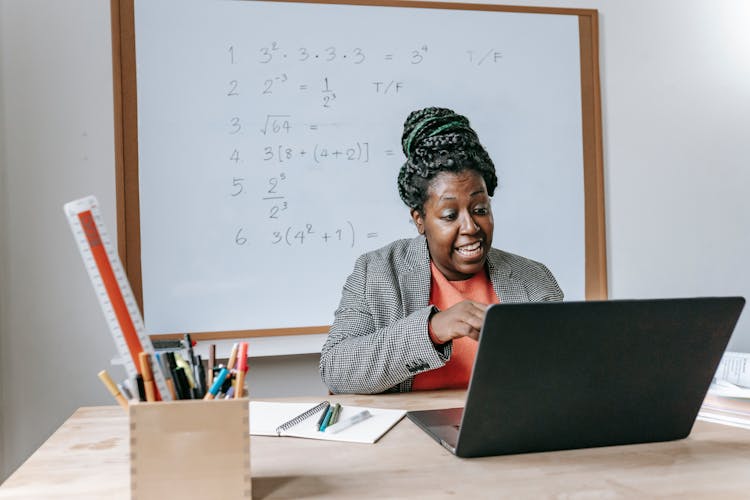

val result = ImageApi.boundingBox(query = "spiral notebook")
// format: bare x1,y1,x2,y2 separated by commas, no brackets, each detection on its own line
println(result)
249,401,406,443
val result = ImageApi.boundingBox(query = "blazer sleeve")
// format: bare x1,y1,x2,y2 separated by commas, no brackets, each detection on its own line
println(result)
319,254,450,394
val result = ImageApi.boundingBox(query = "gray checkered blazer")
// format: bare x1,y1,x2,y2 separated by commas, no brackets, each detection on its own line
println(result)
319,235,563,394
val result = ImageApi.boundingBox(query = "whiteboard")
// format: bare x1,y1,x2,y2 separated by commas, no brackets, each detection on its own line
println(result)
128,0,599,335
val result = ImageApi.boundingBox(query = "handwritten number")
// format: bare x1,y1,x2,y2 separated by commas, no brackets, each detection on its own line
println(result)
229,117,241,134
353,48,365,64
227,80,239,96
231,177,244,196
235,228,247,245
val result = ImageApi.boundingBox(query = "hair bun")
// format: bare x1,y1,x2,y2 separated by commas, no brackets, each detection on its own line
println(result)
401,107,474,159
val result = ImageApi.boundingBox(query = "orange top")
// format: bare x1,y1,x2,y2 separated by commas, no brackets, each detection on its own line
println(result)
412,261,500,391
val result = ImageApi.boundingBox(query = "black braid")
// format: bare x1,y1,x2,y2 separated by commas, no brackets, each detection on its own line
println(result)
397,107,498,212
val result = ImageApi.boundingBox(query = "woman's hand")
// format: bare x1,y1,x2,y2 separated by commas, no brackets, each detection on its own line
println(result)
429,300,489,344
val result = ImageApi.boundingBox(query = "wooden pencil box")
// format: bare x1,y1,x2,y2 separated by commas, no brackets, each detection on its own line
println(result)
129,399,251,499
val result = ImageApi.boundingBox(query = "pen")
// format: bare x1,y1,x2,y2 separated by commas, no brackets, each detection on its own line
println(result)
329,403,342,426
318,404,334,432
234,342,248,399
315,402,331,430
204,367,230,400
139,352,156,402
326,410,372,434
97,370,129,409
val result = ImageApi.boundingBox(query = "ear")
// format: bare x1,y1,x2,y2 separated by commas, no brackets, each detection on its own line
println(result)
411,209,425,235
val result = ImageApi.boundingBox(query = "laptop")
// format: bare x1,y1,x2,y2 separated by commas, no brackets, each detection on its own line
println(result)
407,297,745,458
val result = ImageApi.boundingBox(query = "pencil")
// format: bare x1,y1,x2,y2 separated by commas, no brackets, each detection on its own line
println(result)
234,342,248,399
226,342,239,372
97,370,129,409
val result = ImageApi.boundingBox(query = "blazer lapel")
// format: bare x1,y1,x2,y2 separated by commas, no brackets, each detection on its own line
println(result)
398,235,432,313
487,250,529,303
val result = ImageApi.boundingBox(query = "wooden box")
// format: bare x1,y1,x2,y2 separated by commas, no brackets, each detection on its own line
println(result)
129,399,251,499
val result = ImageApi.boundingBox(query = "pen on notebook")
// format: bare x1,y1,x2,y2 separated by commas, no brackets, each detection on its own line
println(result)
139,352,156,402
97,370,129,409
234,342,248,399
204,367,230,400
318,404,334,432
329,403,342,426
326,410,372,434
315,402,331,430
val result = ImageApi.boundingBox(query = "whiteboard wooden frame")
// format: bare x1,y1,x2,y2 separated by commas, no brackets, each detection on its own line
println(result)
110,0,606,341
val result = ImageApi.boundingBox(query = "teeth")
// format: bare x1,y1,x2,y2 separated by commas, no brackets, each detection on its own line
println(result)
458,241,481,252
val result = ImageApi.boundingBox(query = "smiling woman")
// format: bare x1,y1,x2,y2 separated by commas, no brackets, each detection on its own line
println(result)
319,107,564,394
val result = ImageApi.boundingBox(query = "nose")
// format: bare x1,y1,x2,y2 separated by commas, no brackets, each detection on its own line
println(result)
459,211,480,234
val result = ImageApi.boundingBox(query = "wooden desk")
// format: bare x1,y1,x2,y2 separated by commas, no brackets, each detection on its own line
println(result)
2,390,750,498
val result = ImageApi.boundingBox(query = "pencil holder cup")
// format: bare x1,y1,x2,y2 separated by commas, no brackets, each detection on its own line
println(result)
129,398,251,499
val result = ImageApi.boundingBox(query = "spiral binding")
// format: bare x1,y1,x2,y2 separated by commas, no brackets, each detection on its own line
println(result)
275,400,330,435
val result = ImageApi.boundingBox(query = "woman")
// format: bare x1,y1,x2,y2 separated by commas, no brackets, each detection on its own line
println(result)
320,107,563,394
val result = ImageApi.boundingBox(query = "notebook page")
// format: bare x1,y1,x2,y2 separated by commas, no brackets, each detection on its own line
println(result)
249,401,406,443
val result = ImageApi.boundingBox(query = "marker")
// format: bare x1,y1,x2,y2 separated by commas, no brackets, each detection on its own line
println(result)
326,410,373,434
97,370,129,409
204,367,230,400
234,342,248,399
139,352,156,402
135,374,146,401
318,405,334,432
315,402,331,430
329,403,342,426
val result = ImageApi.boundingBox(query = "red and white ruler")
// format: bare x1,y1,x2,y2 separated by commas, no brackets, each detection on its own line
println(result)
64,195,172,401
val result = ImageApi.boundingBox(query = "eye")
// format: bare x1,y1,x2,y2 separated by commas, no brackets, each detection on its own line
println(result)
473,206,489,215
440,210,457,221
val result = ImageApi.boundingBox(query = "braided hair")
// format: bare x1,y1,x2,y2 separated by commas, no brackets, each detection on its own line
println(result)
397,107,497,212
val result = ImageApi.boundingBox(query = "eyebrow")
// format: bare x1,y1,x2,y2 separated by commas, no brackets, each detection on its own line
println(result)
438,189,487,201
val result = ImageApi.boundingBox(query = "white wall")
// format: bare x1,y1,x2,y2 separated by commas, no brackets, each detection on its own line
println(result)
1,0,749,483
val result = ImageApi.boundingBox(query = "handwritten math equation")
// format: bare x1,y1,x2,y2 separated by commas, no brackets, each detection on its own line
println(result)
223,40,501,250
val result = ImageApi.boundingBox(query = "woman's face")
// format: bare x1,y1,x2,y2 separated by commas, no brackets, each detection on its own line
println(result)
411,170,494,281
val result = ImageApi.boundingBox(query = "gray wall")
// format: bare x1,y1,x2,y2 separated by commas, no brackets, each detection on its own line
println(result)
2,0,749,483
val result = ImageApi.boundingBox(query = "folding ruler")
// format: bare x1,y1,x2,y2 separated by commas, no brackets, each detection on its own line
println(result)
64,195,171,401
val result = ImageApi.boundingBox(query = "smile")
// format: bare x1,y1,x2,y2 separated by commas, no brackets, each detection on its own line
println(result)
455,241,483,258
